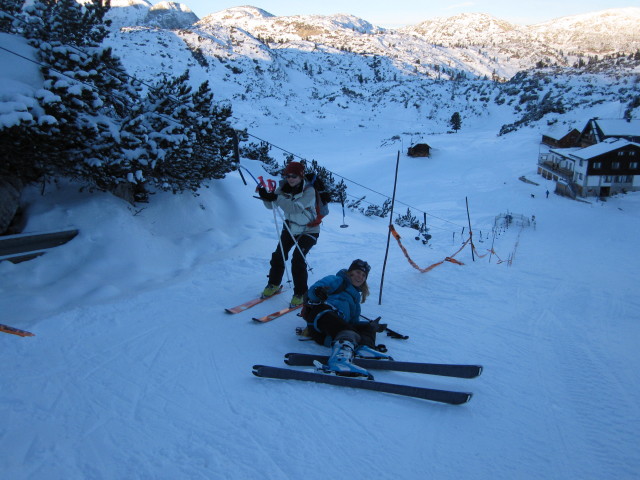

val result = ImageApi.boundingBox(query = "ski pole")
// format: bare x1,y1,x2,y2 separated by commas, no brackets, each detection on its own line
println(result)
272,203,292,290
275,207,314,272
238,164,261,185
360,314,409,340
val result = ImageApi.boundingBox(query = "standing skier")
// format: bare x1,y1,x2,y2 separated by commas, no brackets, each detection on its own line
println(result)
303,259,390,377
257,162,320,307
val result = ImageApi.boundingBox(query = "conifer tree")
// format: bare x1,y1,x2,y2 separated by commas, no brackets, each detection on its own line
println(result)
450,112,462,132
0,0,23,32
2,1,238,200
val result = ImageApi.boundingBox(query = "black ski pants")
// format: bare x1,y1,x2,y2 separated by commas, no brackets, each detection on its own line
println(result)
268,227,318,296
304,305,376,348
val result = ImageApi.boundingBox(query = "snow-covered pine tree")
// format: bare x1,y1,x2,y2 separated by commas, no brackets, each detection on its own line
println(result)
0,0,23,32
2,1,243,201
189,80,235,182
125,70,235,194
3,0,139,191
135,70,195,193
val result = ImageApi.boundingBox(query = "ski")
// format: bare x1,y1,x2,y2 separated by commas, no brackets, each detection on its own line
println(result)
284,353,482,379
0,323,35,337
252,365,472,405
225,287,282,314
253,305,302,323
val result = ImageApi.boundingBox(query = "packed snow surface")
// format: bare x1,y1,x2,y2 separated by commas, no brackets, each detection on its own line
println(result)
1,117,639,479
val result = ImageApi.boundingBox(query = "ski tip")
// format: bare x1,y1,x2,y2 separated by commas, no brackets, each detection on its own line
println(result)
252,365,264,377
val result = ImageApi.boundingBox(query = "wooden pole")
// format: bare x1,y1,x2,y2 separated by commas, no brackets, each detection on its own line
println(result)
379,151,401,305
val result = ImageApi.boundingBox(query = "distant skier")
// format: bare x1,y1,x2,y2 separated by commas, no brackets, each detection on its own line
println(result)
546,190,550,198
257,162,320,307
303,259,390,377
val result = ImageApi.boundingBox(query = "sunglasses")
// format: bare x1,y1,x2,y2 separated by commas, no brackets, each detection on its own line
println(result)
284,174,300,179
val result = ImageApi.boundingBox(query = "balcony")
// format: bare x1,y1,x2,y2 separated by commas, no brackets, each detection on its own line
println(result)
537,159,575,183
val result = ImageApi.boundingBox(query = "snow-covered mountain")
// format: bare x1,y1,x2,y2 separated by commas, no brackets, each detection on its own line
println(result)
103,5,640,132
530,8,640,55
106,0,198,30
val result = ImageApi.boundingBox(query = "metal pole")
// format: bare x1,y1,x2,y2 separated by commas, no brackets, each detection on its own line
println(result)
379,151,401,305
466,196,475,262
233,130,247,185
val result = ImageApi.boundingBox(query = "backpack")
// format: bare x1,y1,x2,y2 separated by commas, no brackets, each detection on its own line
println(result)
304,173,331,227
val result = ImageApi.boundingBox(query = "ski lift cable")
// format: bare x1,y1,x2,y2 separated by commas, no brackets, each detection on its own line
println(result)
3,11,186,106
0,44,186,130
244,131,465,229
4,11,465,233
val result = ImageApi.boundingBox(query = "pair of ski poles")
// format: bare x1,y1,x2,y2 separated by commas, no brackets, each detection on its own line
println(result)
238,165,314,287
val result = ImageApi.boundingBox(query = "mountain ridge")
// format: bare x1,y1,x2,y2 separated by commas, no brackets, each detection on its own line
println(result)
104,4,640,131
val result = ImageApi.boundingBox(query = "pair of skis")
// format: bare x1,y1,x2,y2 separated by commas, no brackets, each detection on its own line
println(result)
253,353,482,405
225,288,300,322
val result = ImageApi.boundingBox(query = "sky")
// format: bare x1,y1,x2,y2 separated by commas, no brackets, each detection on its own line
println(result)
174,0,640,27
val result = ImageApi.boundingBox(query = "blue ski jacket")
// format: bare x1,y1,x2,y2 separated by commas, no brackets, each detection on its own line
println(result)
306,269,366,325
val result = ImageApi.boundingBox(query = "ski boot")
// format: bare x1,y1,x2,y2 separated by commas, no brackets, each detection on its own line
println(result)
355,345,394,361
290,294,304,308
325,340,372,378
261,284,281,299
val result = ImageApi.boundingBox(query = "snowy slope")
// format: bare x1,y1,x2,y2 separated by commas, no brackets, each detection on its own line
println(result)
1,6,640,479
1,111,640,479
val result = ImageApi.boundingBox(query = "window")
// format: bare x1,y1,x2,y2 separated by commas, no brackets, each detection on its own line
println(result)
630,151,636,156
631,162,638,169
618,151,625,156
612,162,620,169
593,162,602,169
604,176,613,183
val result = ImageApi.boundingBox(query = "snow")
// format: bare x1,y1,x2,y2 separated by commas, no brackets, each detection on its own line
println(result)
1,11,640,479
570,138,639,159
2,115,640,479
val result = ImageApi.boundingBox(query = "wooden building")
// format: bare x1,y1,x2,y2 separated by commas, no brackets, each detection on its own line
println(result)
538,138,640,197
576,118,640,147
407,143,431,157
541,128,580,148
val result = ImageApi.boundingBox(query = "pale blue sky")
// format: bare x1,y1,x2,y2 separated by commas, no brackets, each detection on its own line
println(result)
175,1,639,27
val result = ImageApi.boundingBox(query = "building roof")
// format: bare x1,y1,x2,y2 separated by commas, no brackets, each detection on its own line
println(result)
569,138,640,160
593,119,640,137
542,126,578,139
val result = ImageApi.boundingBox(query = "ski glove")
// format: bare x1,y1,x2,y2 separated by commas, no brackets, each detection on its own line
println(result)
369,316,388,333
257,186,277,202
313,286,330,301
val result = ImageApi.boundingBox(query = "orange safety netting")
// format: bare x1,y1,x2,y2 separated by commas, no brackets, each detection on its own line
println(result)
389,225,468,273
